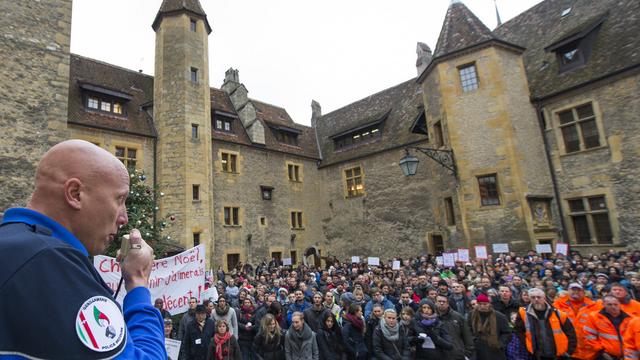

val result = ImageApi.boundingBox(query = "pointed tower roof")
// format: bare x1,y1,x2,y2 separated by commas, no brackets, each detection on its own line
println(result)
433,1,495,58
152,0,212,33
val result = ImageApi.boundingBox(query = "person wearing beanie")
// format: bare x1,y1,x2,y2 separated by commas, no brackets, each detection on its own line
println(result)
413,299,453,359
180,304,215,360
468,293,511,360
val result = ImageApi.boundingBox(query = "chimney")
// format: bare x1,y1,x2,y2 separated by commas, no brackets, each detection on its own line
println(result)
416,42,432,76
221,68,240,94
310,100,323,160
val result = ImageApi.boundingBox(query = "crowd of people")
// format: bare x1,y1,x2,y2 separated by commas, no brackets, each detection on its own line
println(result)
158,249,640,360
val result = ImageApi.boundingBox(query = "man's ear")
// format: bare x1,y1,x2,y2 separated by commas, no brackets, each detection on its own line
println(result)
64,178,83,209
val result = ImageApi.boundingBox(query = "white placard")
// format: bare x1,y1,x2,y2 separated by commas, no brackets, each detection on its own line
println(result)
555,243,568,256
392,260,401,270
165,338,181,360
457,248,470,262
536,244,553,254
283,258,292,266
94,244,206,315
368,257,380,266
443,253,455,267
492,243,510,253
475,245,488,260
351,256,360,263
201,286,219,302
436,256,444,266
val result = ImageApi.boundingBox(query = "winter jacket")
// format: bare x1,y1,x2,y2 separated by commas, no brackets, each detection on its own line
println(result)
212,306,239,339
514,305,576,359
316,325,345,360
437,309,474,360
364,298,395,320
468,310,512,360
412,317,453,359
206,334,242,360
304,306,331,332
180,318,216,360
237,308,257,347
365,315,382,355
342,317,368,359
491,297,520,318
284,323,319,360
253,331,286,360
372,325,411,360
286,300,311,327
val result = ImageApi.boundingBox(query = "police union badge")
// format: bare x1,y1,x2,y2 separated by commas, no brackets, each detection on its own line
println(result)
75,296,126,352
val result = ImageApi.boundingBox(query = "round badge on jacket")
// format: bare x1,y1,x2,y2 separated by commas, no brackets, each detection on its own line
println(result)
75,296,126,352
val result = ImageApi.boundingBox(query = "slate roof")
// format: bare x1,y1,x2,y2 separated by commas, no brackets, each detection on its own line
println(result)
493,0,640,100
67,54,156,137
152,0,212,33
315,79,427,167
433,1,495,58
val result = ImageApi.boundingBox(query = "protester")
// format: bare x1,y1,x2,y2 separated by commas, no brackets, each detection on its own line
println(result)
208,319,242,360
179,297,199,340
253,314,286,360
0,140,164,358
623,316,640,360
213,297,239,339
284,312,319,360
583,295,633,360
238,298,257,360
287,290,311,327
435,294,474,360
316,311,345,360
304,292,331,332
372,309,411,360
342,304,368,360
181,304,216,360
413,299,453,359
365,303,384,358
468,293,511,360
515,288,576,359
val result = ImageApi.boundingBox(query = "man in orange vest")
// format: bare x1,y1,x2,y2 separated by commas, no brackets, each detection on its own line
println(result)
515,288,576,360
623,316,640,360
584,295,633,360
610,283,640,317
554,283,599,360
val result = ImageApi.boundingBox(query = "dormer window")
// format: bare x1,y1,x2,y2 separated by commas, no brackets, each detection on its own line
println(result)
330,110,389,152
85,96,125,116
213,113,234,133
546,14,606,73
80,82,131,117
268,123,301,146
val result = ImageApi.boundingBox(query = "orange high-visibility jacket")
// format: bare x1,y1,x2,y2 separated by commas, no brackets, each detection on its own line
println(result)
569,300,601,360
553,295,594,320
623,316,640,360
583,309,633,358
519,307,570,357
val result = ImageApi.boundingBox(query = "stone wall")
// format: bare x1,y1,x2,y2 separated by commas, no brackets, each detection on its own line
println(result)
0,0,72,211
542,71,640,251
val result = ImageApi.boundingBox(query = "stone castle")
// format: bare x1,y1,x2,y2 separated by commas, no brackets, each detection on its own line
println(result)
1,0,638,269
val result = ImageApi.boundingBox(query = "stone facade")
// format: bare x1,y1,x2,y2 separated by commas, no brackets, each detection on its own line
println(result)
0,0,72,210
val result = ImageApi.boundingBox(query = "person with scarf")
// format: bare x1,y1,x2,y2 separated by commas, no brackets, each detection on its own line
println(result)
413,299,453,360
304,292,331,332
468,293,511,360
238,297,257,360
399,307,417,357
342,304,368,360
365,303,384,359
207,319,242,360
181,304,216,360
285,312,320,360
253,314,286,360
213,296,239,339
316,311,345,360
435,294,475,360
372,309,411,360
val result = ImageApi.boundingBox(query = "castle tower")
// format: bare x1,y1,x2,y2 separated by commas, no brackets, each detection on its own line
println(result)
152,0,215,262
417,1,557,251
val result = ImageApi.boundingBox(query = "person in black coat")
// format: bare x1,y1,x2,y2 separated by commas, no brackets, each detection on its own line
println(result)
372,309,411,360
237,298,257,360
253,314,285,360
342,304,368,360
467,294,512,360
412,299,453,360
181,305,216,360
316,312,345,360
366,303,384,358
399,307,417,357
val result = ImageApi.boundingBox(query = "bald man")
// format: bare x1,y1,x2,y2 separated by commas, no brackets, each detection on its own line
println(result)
0,140,165,359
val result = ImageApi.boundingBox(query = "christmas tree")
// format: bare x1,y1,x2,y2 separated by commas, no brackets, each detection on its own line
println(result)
105,169,183,257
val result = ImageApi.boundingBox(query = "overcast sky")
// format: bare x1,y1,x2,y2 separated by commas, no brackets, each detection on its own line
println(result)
70,0,542,126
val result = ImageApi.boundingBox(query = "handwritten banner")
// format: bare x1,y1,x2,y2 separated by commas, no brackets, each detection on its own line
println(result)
94,244,206,315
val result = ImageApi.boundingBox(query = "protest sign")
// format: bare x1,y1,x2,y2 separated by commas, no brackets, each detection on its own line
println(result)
475,245,488,260
368,257,380,266
443,252,455,267
436,256,444,266
536,244,552,254
94,244,205,315
201,286,219,302
457,248,470,262
555,243,569,256
351,256,360,263
492,243,509,253
165,339,181,360
283,258,292,266
392,260,401,270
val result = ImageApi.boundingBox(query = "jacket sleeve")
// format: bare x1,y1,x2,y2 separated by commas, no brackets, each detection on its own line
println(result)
232,337,242,360
623,319,640,360
496,312,513,349
513,310,527,345
460,316,476,357
178,322,190,360
285,332,292,360
430,325,454,350
341,324,357,354
372,327,393,360
558,310,576,356
230,308,239,339
364,301,373,320
312,333,320,360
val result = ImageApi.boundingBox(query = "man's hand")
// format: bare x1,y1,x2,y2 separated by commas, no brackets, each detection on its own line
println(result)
117,229,155,292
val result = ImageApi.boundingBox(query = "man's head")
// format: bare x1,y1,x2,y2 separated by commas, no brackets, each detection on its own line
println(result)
438,280,449,293
400,291,411,304
312,292,323,306
324,292,334,305
568,283,585,301
195,304,207,322
294,290,304,302
154,298,164,310
476,294,492,313
452,282,465,295
372,288,383,302
372,303,383,319
498,285,512,301
603,295,621,317
28,140,130,256
189,297,198,310
512,275,522,287
610,283,628,301
528,288,547,310
435,294,449,313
